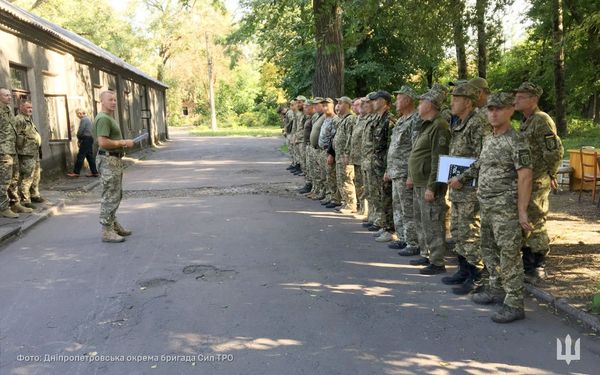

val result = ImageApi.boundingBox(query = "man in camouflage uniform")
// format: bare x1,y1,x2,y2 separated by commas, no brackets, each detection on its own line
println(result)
284,100,297,171
361,93,382,232
331,96,357,213
307,98,327,200
408,89,450,274
292,97,307,176
370,91,395,242
443,83,491,295
94,91,135,243
514,82,563,282
0,88,22,218
318,98,340,206
298,100,315,194
346,98,368,218
386,86,420,253
14,100,43,209
469,77,491,112
456,92,533,323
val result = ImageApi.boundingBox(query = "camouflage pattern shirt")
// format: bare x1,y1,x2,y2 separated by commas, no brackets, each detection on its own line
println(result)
15,114,42,156
361,114,379,162
386,111,418,180
310,113,326,149
449,109,491,202
519,107,563,181
284,109,295,135
0,104,17,155
332,113,356,158
460,127,532,200
347,114,368,165
293,110,305,144
372,111,393,172
318,115,338,150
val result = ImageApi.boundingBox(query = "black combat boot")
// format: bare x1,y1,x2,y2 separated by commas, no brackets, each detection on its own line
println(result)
441,255,469,285
526,252,547,283
452,263,484,295
521,247,536,275
298,183,312,194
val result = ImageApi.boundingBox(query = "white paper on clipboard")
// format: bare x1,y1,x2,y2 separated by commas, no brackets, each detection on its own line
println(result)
437,155,476,186
133,133,149,144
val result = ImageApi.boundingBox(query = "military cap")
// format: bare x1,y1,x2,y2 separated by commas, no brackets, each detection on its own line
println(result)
312,97,324,103
513,82,543,97
315,97,334,104
392,85,418,100
295,95,308,103
335,96,353,105
448,79,468,87
468,77,490,93
450,82,479,101
365,92,377,101
367,90,392,103
418,90,446,110
486,92,515,108
431,83,449,96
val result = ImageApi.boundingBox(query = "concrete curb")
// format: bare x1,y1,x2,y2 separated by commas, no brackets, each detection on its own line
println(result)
0,200,65,247
526,284,600,333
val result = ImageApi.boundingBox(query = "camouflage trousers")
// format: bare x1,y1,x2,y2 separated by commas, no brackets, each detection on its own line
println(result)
392,178,418,246
413,186,447,266
0,154,16,210
301,144,311,183
313,149,327,196
378,174,394,231
525,177,551,255
353,164,368,215
16,155,38,204
480,194,524,309
306,146,318,190
97,154,123,227
30,159,41,199
335,161,356,209
322,151,340,202
294,141,305,170
362,159,380,225
450,199,483,267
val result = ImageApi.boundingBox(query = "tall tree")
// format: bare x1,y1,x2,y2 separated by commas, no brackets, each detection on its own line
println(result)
552,0,567,136
312,0,344,97
451,0,468,79
475,0,488,78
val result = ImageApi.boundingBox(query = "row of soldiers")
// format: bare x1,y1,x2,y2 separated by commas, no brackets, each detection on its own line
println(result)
0,88,45,219
280,78,563,323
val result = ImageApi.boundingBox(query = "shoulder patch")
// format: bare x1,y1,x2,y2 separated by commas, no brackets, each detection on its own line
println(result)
544,133,557,150
518,149,531,166
438,136,447,146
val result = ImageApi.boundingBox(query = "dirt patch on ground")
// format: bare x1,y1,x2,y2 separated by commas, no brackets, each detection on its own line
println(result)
541,191,600,313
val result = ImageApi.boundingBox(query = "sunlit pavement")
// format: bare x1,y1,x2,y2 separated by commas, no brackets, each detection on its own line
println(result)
1,130,599,374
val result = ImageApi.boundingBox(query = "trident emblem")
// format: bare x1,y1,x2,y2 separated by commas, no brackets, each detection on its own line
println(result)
556,334,580,364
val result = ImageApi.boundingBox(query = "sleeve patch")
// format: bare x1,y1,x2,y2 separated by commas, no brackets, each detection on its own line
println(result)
544,133,557,150
518,149,531,166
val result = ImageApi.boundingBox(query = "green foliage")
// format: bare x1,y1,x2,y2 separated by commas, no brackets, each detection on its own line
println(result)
561,117,600,153
190,126,281,137
592,285,600,315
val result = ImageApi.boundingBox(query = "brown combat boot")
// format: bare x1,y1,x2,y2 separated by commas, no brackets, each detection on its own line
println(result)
114,222,132,236
0,208,19,218
11,203,33,213
102,226,125,243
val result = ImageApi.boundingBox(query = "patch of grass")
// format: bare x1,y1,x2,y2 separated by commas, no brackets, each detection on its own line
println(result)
562,118,600,155
190,126,283,137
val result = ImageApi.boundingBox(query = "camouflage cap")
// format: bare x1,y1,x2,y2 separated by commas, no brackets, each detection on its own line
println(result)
468,77,490,93
312,97,324,103
366,92,378,101
368,90,392,103
335,96,353,105
392,85,417,100
431,83,449,96
513,82,543,97
315,97,334,104
418,90,446,110
486,92,515,108
450,82,479,101
448,79,468,87
295,95,307,102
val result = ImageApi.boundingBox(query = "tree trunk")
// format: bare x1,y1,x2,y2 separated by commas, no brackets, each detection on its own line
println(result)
312,0,344,98
451,0,468,80
552,0,567,137
475,0,487,78
426,67,434,88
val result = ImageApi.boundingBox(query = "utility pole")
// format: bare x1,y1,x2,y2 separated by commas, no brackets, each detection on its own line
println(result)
205,32,217,131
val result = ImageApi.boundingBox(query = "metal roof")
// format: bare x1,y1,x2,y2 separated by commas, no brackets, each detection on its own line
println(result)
0,0,167,89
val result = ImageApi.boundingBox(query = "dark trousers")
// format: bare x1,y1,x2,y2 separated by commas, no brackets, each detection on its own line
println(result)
74,137,98,174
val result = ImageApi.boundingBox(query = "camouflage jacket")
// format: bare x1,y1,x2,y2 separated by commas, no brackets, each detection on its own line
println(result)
347,114,368,166
302,115,313,144
361,113,379,167
372,111,393,168
449,109,491,202
15,114,42,156
332,112,356,158
293,111,305,144
284,109,295,135
0,104,17,155
318,115,338,150
408,114,450,191
460,127,532,201
310,113,326,149
520,107,563,181
386,111,419,180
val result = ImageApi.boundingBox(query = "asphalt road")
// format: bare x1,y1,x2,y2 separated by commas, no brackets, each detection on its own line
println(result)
1,129,599,375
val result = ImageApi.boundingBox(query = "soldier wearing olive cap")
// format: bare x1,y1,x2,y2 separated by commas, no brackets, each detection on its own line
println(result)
360,93,381,231
457,92,533,323
513,82,563,283
331,96,357,213
317,98,340,206
307,98,327,200
386,86,420,252
446,82,491,294
408,89,451,274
